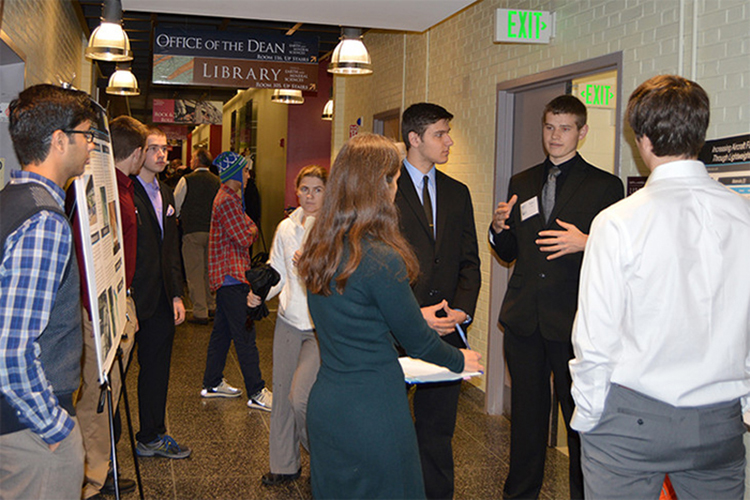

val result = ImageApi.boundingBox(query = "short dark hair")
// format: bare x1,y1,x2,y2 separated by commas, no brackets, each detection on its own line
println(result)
8,84,96,166
401,103,453,150
543,95,587,129
626,75,709,158
110,116,148,162
145,124,166,139
193,148,212,168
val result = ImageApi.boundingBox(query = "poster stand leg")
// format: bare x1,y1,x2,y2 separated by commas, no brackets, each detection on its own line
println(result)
117,347,145,500
104,381,121,500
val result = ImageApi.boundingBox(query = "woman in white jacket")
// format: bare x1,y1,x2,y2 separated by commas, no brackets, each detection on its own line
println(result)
256,165,327,486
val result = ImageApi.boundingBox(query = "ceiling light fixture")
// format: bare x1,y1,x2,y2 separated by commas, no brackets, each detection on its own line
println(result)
106,66,140,96
322,99,334,121
271,89,304,104
85,0,132,62
328,28,372,76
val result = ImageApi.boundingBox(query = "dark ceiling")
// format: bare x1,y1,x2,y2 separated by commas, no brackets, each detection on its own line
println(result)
74,0,343,123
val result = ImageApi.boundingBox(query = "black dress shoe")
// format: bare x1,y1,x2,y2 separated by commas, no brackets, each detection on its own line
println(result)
188,316,209,325
261,468,301,486
101,474,136,494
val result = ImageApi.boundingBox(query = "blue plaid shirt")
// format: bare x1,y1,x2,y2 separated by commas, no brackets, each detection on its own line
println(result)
0,170,75,444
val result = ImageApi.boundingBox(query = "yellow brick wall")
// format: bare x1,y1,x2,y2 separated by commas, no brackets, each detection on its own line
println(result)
331,0,750,391
2,0,92,91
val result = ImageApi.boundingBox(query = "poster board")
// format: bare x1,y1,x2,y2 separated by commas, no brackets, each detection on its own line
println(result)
73,100,128,384
699,133,750,200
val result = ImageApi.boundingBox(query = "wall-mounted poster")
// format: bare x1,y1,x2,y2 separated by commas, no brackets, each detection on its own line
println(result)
699,133,750,200
72,100,128,384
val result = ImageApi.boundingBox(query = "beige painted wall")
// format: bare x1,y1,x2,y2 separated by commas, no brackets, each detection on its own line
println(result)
2,0,93,92
331,0,750,391
223,89,288,251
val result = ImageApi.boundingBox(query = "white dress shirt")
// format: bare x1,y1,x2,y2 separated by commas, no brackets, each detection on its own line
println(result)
569,159,750,432
265,207,315,331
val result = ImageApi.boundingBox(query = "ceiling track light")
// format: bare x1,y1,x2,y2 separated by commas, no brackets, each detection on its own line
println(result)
328,27,372,76
271,89,304,104
106,66,140,96
86,0,132,62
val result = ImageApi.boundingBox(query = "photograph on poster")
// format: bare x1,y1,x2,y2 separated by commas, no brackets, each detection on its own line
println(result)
109,201,120,255
86,175,97,225
100,187,110,237
98,291,112,360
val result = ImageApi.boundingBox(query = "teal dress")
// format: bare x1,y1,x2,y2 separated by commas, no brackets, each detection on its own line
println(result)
307,240,464,499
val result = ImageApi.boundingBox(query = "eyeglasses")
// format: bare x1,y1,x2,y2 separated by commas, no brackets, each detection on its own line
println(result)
146,145,169,154
64,129,95,143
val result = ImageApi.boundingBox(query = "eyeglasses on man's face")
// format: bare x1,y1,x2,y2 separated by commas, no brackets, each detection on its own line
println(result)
64,129,95,143
146,145,169,154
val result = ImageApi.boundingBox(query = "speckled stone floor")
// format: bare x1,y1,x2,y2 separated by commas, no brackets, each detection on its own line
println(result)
110,300,570,499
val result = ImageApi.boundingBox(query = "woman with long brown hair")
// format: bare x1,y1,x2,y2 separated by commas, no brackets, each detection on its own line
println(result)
298,133,482,499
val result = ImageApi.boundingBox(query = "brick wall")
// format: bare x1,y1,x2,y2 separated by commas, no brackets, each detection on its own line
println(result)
2,0,92,91
331,0,750,391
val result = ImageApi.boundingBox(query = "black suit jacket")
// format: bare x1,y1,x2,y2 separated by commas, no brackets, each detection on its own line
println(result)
491,154,623,342
130,176,184,321
395,165,481,348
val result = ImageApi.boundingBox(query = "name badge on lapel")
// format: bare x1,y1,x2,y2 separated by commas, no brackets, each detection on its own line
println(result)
166,204,175,217
520,196,540,222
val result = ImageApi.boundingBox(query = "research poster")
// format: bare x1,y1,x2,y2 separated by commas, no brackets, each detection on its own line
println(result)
699,133,750,200
73,99,127,384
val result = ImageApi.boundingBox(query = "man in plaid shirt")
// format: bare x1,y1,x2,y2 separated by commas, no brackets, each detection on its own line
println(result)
0,84,96,500
202,151,272,411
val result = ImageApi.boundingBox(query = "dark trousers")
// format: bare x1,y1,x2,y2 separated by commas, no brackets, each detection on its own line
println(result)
503,327,583,500
413,378,462,500
203,284,264,397
135,293,175,444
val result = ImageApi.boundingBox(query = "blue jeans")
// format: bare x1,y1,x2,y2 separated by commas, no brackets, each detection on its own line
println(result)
202,284,265,396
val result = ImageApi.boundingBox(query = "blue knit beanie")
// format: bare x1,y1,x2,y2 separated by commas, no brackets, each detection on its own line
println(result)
214,151,247,183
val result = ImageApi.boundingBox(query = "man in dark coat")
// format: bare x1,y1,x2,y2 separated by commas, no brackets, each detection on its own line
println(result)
490,95,623,499
396,103,481,500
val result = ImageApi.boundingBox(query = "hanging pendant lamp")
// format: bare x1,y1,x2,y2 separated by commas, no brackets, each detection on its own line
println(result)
85,0,132,62
106,67,140,96
322,99,334,121
271,89,304,104
328,28,372,75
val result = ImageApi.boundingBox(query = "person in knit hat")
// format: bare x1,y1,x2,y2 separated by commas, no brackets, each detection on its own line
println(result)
201,151,273,411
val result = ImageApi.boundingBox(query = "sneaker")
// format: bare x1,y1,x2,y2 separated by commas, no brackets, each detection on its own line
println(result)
201,379,242,398
247,387,272,412
136,434,191,459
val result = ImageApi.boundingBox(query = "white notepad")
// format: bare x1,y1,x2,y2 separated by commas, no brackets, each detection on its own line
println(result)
399,357,483,384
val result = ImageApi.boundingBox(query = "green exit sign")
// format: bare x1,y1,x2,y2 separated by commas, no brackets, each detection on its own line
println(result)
494,9,554,44
580,84,616,108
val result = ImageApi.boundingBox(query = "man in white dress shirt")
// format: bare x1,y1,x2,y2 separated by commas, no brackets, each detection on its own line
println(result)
569,74,750,499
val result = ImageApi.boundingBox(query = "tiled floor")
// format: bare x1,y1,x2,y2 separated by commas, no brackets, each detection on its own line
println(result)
111,301,570,499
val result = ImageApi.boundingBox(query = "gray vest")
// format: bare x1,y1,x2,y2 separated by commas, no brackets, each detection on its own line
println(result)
181,169,220,234
0,183,82,434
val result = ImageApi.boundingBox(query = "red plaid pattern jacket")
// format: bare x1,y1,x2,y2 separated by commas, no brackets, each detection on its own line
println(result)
208,184,258,291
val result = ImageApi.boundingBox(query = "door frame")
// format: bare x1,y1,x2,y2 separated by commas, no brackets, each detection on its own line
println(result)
485,52,623,416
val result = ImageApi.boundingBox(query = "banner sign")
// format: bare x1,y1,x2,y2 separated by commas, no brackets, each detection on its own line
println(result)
699,133,750,199
153,27,319,91
153,99,223,124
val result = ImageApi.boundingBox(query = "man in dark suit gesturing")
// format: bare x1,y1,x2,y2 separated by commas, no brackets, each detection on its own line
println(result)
396,103,481,500
490,95,623,499
131,126,191,459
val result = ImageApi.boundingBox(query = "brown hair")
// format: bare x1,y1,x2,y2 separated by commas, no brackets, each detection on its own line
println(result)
295,164,328,188
145,124,166,139
110,116,148,162
543,95,587,129
298,134,418,295
626,74,709,158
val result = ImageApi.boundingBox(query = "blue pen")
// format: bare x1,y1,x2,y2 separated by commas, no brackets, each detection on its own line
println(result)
456,323,470,350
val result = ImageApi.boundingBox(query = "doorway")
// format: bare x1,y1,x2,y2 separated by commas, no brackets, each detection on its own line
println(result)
0,32,25,188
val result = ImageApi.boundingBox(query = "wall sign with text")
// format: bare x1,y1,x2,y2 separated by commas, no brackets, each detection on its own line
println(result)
153,27,319,91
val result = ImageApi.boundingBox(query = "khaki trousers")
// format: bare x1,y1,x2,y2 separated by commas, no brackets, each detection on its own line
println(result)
76,296,137,499
182,231,214,319
0,416,84,500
